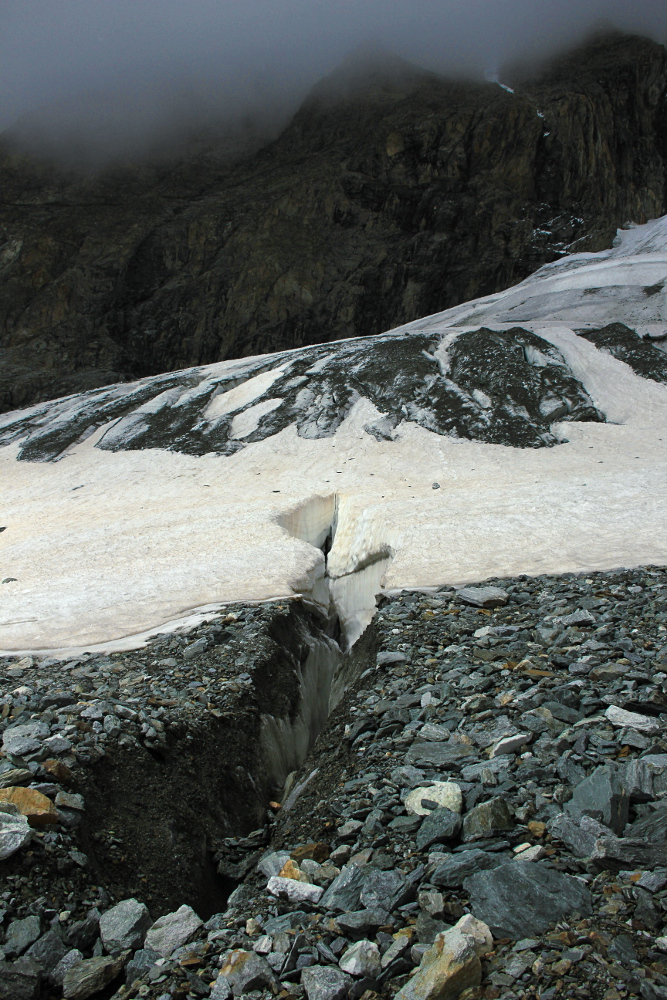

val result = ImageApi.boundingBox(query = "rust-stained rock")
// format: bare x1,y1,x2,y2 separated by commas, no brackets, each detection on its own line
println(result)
291,842,330,863
42,759,74,784
278,859,310,882
0,787,58,827
394,916,493,1000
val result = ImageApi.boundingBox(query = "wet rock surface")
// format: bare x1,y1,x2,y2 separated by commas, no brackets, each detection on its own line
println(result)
2,564,667,999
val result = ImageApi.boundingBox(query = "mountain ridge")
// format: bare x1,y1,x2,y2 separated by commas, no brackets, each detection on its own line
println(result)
0,31,665,414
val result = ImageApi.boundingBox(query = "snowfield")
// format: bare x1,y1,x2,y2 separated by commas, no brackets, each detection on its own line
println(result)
1,218,666,653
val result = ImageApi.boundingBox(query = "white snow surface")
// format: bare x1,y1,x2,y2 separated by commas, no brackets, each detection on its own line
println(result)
2,216,667,653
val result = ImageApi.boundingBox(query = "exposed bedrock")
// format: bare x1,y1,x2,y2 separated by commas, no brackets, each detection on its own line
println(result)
0,32,665,412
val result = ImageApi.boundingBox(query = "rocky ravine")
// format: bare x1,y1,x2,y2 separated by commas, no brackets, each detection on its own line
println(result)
2,565,667,1000
0,31,666,413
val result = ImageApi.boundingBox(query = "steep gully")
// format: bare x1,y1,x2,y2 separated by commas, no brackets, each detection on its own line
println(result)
73,496,393,917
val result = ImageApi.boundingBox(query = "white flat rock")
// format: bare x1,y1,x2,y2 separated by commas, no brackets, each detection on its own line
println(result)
1,216,667,653
604,705,660,733
266,875,324,904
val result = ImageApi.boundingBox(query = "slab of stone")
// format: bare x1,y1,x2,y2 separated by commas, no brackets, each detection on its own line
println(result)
319,863,365,913
51,950,84,989
458,587,508,608
267,876,324,904
621,759,656,802
406,743,477,769
25,929,67,972
490,733,531,757
0,957,41,1000
405,782,463,816
338,940,381,977
302,965,352,1000
416,808,462,851
4,915,42,958
590,835,667,872
462,797,514,841
257,851,291,878
99,898,152,952
565,765,629,835
62,952,128,999
377,651,407,666
2,722,49,756
605,705,660,732
210,973,233,1000
0,788,58,827
336,908,389,937
359,867,410,912
626,801,667,842
144,904,203,958
548,813,609,858
464,861,592,938
431,850,506,888
394,916,493,1000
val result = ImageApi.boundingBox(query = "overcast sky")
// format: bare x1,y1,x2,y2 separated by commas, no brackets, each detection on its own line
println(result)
0,0,664,163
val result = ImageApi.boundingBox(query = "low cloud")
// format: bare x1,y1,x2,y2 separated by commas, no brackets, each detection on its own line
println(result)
0,0,663,167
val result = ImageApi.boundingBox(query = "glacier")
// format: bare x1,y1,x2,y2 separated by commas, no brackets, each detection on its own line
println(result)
1,216,666,653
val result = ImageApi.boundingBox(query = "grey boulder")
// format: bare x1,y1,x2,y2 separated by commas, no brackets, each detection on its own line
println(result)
431,850,505,888
565,765,629,835
4,915,41,958
302,965,352,1000
416,808,462,851
99,898,152,953
0,809,32,860
464,860,592,938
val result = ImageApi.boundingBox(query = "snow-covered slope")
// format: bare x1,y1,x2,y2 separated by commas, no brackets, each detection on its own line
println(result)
1,219,667,653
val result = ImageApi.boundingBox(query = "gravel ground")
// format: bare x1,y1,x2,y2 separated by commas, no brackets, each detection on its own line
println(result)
1,566,667,1000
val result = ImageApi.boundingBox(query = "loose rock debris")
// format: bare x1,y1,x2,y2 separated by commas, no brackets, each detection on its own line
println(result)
1,565,667,1000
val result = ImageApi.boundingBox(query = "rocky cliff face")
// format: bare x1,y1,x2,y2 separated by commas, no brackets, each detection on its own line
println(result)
0,31,665,413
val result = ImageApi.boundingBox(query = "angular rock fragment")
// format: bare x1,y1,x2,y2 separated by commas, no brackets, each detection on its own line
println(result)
99,898,152,952
0,957,41,1000
394,915,493,1000
319,863,365,912
416,808,462,850
0,807,32,858
457,587,508,608
62,952,128,999
144,904,203,957
548,813,609,857
359,867,411,912
405,782,463,816
338,939,381,977
0,787,58,827
4,915,41,958
565,765,629,835
464,861,592,938
302,965,352,1000
431,850,506,888
267,875,324,904
462,797,514,841
220,949,279,995
605,705,660,732
25,929,67,973
590,835,667,872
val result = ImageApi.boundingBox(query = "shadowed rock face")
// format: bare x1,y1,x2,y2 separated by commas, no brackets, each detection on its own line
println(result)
0,32,665,413
0,326,604,462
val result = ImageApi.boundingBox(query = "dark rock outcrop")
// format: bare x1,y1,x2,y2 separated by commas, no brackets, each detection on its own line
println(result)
0,31,665,413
